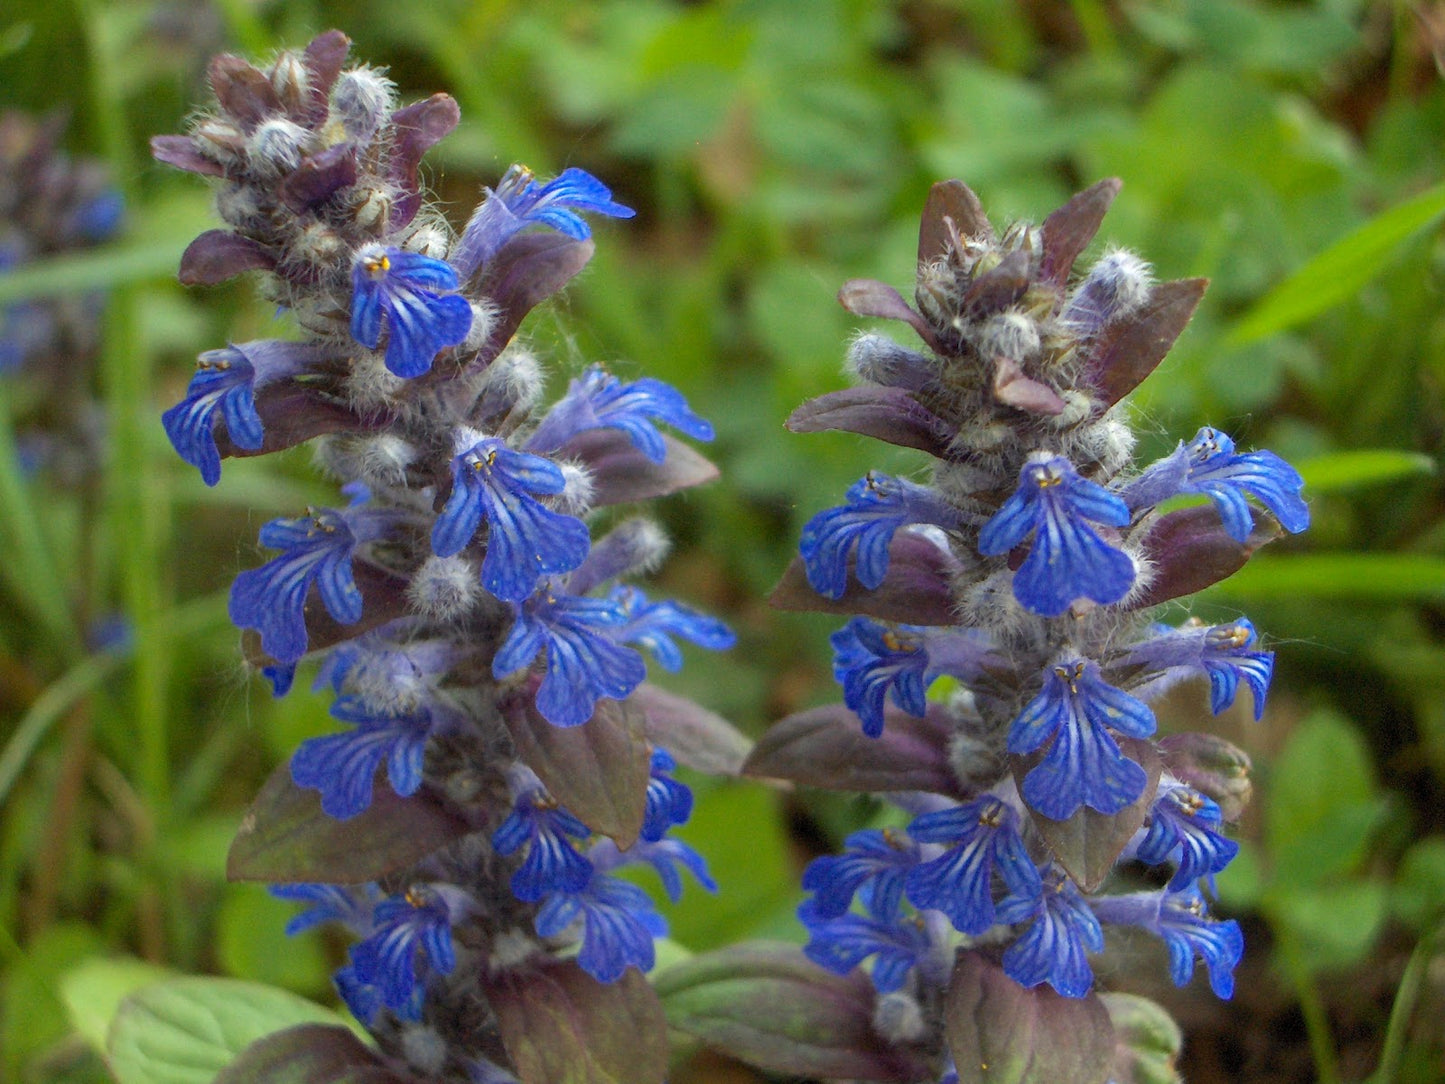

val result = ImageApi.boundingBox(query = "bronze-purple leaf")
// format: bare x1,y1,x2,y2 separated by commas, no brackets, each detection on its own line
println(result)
491,963,668,1084
654,942,931,1083
150,135,227,177
993,357,1066,416
1039,178,1122,286
1088,279,1207,408
744,702,959,795
962,250,1030,318
214,1023,419,1084
227,760,470,884
209,54,280,130
1013,737,1162,892
787,386,956,458
178,230,276,286
946,953,1115,1084
388,94,460,229
480,235,596,351
279,144,358,213
920,179,994,263
301,31,352,126
561,429,719,506
1130,505,1281,609
769,533,958,627
214,383,382,459
501,695,650,847
630,683,753,776
838,278,942,351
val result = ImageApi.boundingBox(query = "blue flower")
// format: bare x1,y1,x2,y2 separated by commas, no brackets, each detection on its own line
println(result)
492,588,648,727
800,474,961,600
333,963,392,1025
610,585,736,672
453,166,635,278
905,798,1041,936
801,828,921,922
831,618,930,738
996,869,1103,999
641,748,694,842
431,432,591,602
1136,784,1239,891
527,366,713,462
802,911,937,994
348,885,458,1015
590,836,717,903
269,882,380,936
162,340,325,486
1008,659,1155,820
1123,618,1274,721
535,874,666,983
1093,888,1243,999
350,244,472,378
492,788,594,902
978,455,1135,616
289,695,441,819
229,498,391,665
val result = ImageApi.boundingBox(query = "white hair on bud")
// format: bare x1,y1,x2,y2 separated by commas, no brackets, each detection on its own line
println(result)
192,118,245,166
331,66,396,145
846,332,935,386
408,554,483,621
345,351,409,409
489,928,543,971
873,992,929,1044
246,116,309,175
404,223,451,260
553,461,595,517
980,310,1041,362
268,51,310,113
460,300,500,353
481,344,544,411
1065,247,1154,335
213,180,263,228
607,517,672,578
290,220,347,269
399,1025,449,1076
316,433,417,488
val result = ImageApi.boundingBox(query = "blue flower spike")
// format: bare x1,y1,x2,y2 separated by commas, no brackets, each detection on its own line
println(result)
800,828,921,922
1202,619,1274,720
802,910,940,994
1093,887,1244,999
641,749,694,842
611,585,736,672
527,367,714,462
1136,784,1239,891
350,244,472,378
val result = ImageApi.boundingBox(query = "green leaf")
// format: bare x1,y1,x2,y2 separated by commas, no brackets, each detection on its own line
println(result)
1098,993,1183,1084
1393,837,1445,932
217,886,328,993
1296,449,1437,493
106,977,356,1084
1269,881,1389,971
1209,554,1445,601
59,956,173,1054
0,239,184,304
1228,181,1445,345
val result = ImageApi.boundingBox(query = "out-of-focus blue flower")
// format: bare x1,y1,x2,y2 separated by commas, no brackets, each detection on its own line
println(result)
802,911,937,994
350,244,472,378
289,695,442,819
453,166,635,278
610,585,736,673
905,798,1041,936
800,474,961,600
590,836,717,904
269,882,380,936
640,748,694,842
526,366,713,462
1092,888,1243,999
492,787,594,902
348,885,458,1015
801,828,921,922
996,868,1103,998
334,963,391,1025
979,456,1134,616
1136,784,1239,891
162,340,326,486
1009,659,1155,820
431,432,591,602
534,874,666,983
831,618,930,738
493,588,647,727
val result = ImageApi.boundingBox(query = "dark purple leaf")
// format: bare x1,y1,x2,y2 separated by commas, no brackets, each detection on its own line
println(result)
301,31,352,126
1013,738,1162,892
215,1024,418,1084
560,429,719,505
1040,179,1122,286
769,533,958,627
227,760,471,884
178,230,277,286
920,179,994,263
946,953,1115,1084
1088,279,1208,408
240,561,411,667
209,54,280,130
280,144,358,214
501,694,650,847
787,386,955,458
387,94,460,229
491,963,667,1084
150,135,227,177
838,278,942,351
214,383,383,459
630,684,752,776
744,703,959,795
962,250,1030,317
993,357,1066,415
654,942,930,1083
481,235,596,350
1130,505,1281,609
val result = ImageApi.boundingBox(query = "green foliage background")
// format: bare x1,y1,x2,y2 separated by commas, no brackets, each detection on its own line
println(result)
1,1,1444,1082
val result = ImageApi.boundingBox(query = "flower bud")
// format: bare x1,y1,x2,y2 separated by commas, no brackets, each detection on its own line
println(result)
331,67,395,145
192,118,246,166
247,116,309,175
407,554,483,620
847,332,937,391
269,51,310,116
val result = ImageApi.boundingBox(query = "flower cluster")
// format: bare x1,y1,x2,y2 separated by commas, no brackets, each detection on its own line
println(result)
156,33,736,1081
751,179,1304,1078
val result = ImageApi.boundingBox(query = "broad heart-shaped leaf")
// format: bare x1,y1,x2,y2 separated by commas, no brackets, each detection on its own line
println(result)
215,1024,416,1084
654,942,930,1083
945,953,1114,1084
502,694,650,847
769,533,958,626
744,702,959,796
1087,279,1207,409
787,385,955,458
630,683,753,776
1039,178,1122,286
107,978,355,1084
920,179,994,263
227,759,470,884
1012,738,1162,892
560,429,719,505
1129,505,1281,609
489,962,667,1084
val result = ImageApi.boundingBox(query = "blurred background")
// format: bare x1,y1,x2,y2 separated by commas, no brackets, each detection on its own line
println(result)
2,1,1444,1081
